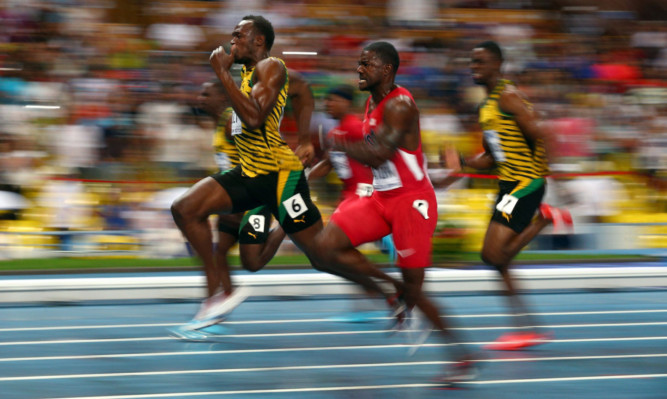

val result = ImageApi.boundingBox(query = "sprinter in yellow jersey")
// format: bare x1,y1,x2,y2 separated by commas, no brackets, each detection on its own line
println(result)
447,41,572,350
167,80,293,334
171,15,330,328
172,15,409,333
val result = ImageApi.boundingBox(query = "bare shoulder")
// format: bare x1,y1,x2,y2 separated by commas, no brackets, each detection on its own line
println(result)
500,83,527,103
255,58,287,82
386,94,418,115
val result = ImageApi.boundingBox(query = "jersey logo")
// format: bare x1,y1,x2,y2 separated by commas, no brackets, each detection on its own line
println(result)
247,231,257,239
365,131,378,146
395,248,415,258
413,200,430,220
293,215,306,224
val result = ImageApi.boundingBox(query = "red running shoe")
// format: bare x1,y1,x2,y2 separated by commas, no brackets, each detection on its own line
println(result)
539,203,573,234
484,331,553,351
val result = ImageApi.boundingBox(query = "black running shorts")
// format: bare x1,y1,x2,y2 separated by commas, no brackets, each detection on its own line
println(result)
491,178,545,233
212,165,321,235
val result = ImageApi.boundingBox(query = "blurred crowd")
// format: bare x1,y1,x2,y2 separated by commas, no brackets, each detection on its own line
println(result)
0,0,665,259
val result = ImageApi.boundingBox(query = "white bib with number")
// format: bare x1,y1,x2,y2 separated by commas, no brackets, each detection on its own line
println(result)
248,214,266,232
483,129,506,162
231,111,243,136
372,160,402,191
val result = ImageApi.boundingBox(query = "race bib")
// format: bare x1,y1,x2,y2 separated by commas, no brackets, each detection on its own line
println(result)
283,193,308,218
248,214,266,233
496,194,518,215
231,111,243,136
214,152,231,171
372,161,402,191
483,129,506,162
355,183,374,197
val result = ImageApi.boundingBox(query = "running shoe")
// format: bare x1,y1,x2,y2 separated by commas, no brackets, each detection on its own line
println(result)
539,203,573,234
199,285,250,321
180,286,250,332
405,310,433,357
386,291,408,332
167,326,210,341
484,331,553,351
434,359,479,389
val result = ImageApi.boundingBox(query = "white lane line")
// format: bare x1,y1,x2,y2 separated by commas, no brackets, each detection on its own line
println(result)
41,374,667,399
2,309,666,332
3,354,667,382
2,322,667,346
2,337,667,362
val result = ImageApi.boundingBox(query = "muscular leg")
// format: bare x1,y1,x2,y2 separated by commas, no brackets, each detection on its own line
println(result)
402,267,469,361
171,177,235,295
481,215,551,330
240,226,287,272
214,230,238,295
215,213,244,295
290,221,402,299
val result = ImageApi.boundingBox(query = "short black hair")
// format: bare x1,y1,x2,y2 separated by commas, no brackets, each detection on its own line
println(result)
363,41,400,74
475,41,504,62
207,79,225,93
327,84,355,102
242,15,275,51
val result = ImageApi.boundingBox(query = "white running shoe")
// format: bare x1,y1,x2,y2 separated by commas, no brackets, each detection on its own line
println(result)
198,285,250,322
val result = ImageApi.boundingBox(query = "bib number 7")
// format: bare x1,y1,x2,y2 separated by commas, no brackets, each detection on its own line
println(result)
496,194,518,215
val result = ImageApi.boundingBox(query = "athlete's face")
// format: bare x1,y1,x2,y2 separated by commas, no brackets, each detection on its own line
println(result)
230,20,256,64
325,94,350,120
470,48,500,85
197,82,223,116
356,50,386,91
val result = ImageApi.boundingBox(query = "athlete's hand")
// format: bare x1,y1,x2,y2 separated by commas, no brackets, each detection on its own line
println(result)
442,144,462,172
295,143,316,167
210,45,234,72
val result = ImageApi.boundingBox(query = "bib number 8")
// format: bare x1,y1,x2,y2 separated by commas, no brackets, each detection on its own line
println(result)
496,194,518,215
248,215,266,233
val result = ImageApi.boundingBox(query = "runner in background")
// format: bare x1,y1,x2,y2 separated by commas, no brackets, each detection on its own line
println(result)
437,40,573,350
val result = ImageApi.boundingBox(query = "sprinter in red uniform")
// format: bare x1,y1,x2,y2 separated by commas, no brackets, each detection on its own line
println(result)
315,41,476,387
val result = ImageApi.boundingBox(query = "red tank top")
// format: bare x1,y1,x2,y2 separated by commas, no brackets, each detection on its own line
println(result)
326,114,374,200
362,86,432,196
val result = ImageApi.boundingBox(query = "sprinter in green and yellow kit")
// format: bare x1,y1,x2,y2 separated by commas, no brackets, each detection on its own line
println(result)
457,41,572,350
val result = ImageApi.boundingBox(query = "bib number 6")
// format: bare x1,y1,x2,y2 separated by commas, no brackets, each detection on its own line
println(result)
496,194,518,215
283,193,308,218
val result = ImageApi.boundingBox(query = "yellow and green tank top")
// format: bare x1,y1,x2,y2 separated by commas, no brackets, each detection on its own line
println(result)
479,79,549,182
232,58,303,177
212,107,238,171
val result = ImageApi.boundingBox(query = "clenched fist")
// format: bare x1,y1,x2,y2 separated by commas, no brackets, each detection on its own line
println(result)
210,46,234,72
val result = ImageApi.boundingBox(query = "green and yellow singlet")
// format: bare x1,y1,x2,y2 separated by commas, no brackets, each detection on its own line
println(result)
479,79,549,183
212,107,238,171
232,58,303,178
